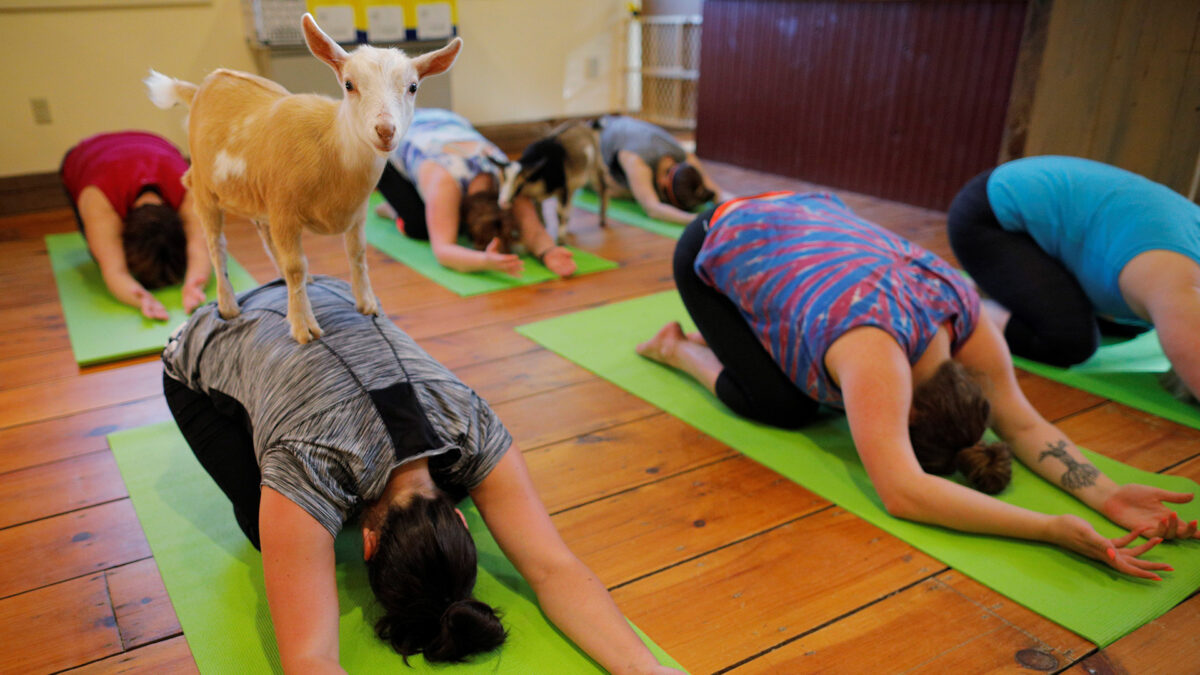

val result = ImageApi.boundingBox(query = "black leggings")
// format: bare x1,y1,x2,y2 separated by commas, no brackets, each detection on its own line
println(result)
163,373,262,550
376,161,430,241
674,214,821,429
947,169,1109,367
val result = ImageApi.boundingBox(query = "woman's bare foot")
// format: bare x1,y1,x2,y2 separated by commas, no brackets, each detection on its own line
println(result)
375,201,397,220
637,321,687,367
685,331,707,346
981,299,1011,331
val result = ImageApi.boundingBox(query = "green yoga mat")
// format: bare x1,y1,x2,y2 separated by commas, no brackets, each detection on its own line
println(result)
516,291,1200,647
46,232,257,367
573,189,688,240
109,422,682,674
1014,331,1200,432
364,193,618,296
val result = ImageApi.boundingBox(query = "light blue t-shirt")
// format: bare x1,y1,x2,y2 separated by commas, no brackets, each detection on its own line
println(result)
987,156,1200,320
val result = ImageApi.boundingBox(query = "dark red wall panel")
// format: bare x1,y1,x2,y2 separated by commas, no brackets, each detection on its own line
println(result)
697,0,1027,210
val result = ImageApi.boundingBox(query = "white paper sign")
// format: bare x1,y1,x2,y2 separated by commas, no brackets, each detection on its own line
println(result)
315,5,356,43
416,2,452,40
367,5,406,43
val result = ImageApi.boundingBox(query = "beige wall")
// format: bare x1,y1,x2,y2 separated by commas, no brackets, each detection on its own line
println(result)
0,0,630,178
452,0,627,125
0,0,257,177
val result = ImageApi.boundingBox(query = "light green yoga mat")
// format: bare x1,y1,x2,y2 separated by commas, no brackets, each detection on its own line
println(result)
516,291,1200,647
47,232,258,367
1014,331,1200,432
573,189,691,240
109,422,682,673
365,192,618,296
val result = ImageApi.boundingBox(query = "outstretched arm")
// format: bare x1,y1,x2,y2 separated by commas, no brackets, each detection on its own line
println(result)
827,326,1169,579
956,315,1198,540
177,191,211,313
76,186,169,320
472,447,681,675
419,162,524,277
259,487,344,674
617,151,695,225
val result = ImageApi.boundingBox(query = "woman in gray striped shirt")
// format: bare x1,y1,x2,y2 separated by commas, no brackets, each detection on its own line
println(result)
162,277,680,674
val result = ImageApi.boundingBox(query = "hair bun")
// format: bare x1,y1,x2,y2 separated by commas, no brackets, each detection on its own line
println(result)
955,441,1012,494
423,598,506,663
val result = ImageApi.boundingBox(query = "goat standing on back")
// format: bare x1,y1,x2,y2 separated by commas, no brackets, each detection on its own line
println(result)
145,14,461,343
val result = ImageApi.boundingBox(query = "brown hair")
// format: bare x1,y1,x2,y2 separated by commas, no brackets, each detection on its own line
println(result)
123,202,187,289
662,162,715,212
460,189,518,254
908,361,1012,494
367,493,507,662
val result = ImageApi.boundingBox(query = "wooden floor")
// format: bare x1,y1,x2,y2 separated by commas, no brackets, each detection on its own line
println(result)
2,161,1199,674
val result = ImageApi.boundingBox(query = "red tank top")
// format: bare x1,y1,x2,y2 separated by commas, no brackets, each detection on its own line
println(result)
60,131,189,220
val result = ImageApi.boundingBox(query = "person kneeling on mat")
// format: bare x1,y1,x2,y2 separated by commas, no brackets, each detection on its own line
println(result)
163,276,679,674
638,191,1199,579
60,130,209,320
947,155,1200,406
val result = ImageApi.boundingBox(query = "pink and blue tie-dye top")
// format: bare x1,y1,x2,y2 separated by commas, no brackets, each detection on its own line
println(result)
694,191,980,407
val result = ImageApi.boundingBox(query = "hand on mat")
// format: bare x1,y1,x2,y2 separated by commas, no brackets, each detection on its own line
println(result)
1101,484,1200,540
182,279,207,314
1053,515,1169,580
541,245,577,278
484,238,524,277
135,288,170,321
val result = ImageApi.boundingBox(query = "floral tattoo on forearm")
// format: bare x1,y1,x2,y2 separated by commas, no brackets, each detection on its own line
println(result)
1039,440,1100,490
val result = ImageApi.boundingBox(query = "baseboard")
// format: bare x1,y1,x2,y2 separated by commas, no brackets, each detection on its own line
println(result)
0,171,69,217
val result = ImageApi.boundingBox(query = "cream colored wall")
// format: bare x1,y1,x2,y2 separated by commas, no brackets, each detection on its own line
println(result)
452,0,627,125
0,0,629,177
0,0,257,177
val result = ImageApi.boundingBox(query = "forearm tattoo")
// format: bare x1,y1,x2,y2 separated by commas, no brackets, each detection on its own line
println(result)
1039,440,1100,490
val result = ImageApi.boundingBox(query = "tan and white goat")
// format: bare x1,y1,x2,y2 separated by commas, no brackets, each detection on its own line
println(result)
145,14,461,343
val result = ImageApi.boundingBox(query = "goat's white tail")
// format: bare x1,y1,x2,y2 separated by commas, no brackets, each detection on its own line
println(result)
144,69,198,109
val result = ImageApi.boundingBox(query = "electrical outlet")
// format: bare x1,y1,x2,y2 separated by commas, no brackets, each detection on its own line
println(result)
30,98,51,125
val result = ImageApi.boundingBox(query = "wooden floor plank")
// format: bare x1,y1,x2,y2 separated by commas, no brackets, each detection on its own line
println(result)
0,360,162,429
61,636,198,675
552,455,830,587
492,378,659,450
0,500,150,599
106,558,182,650
526,412,739,513
612,509,942,674
0,450,126,529
0,574,121,674
0,396,170,474
728,576,1068,675
1056,402,1200,473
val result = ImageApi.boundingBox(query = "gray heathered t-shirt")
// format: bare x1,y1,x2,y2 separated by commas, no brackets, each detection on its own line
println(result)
598,115,687,188
162,276,512,537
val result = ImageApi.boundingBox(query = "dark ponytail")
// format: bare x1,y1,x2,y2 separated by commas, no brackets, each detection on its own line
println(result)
367,494,506,663
909,361,1012,493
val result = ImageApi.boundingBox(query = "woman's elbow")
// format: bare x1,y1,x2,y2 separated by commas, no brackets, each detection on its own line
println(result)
876,486,920,520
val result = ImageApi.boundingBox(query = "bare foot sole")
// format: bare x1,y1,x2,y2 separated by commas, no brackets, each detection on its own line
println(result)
375,202,397,220
636,321,686,365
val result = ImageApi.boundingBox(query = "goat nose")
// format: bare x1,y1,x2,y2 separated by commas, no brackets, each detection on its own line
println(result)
376,123,395,145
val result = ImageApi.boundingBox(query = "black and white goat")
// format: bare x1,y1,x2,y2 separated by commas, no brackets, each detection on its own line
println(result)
496,120,608,243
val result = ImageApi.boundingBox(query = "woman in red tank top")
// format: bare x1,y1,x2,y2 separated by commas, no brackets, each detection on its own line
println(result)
60,130,210,319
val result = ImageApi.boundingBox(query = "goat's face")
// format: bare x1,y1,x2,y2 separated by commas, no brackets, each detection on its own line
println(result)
302,13,462,157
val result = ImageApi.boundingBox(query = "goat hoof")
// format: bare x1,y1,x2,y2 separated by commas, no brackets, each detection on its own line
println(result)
218,303,241,320
357,299,380,316
289,318,324,344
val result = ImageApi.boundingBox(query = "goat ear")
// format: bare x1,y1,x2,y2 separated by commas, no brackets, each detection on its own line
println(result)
302,13,349,77
413,37,462,80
